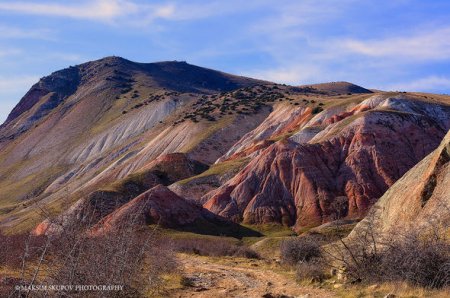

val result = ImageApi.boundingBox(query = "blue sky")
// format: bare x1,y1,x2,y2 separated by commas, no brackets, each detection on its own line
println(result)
0,0,450,123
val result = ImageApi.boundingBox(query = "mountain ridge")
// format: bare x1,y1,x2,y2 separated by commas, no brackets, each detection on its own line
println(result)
0,57,448,236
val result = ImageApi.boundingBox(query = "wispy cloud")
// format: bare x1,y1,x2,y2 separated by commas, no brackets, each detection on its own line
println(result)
0,0,135,22
0,0,180,26
339,26,450,61
239,1,356,84
387,76,450,92
244,65,324,85
0,75,39,123
47,53,87,63
0,48,22,57
0,25,54,40
0,75,39,92
0,0,278,26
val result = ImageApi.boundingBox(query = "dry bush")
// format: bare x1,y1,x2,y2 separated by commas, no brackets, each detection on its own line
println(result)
0,232,46,268
170,237,260,259
296,259,327,283
233,245,261,259
324,208,450,289
280,236,321,266
330,231,450,288
378,231,449,288
2,207,178,298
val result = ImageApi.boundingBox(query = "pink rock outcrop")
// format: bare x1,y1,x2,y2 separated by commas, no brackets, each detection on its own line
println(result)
203,109,449,231
91,185,203,234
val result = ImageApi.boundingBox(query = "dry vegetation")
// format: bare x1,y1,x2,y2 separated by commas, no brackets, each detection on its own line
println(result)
174,84,329,125
278,211,450,297
170,237,260,259
1,211,449,297
0,210,178,297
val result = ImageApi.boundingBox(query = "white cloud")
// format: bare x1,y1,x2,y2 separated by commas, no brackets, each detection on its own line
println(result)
0,0,179,26
387,76,450,92
0,25,54,40
48,53,87,63
0,0,134,21
0,48,22,57
0,75,39,123
339,27,450,61
0,0,277,26
0,75,39,93
244,64,325,85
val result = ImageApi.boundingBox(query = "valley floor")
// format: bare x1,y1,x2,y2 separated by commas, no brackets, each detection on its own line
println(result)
168,253,335,298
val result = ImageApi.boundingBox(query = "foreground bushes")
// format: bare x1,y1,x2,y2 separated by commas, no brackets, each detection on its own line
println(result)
280,237,321,265
0,221,177,297
296,260,326,282
0,232,47,268
280,236,326,282
335,230,450,288
280,227,449,289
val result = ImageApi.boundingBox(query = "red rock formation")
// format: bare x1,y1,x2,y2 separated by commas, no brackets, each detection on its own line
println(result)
203,109,449,231
91,185,203,234
348,130,450,241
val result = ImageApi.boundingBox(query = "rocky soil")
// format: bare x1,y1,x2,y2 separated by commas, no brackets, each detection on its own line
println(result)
172,254,335,298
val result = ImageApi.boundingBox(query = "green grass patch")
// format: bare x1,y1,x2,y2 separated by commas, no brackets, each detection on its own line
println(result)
152,217,262,240
177,158,249,185
242,223,297,237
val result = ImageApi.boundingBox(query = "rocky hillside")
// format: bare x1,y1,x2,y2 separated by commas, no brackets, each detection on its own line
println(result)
202,94,450,231
0,57,449,235
348,129,450,240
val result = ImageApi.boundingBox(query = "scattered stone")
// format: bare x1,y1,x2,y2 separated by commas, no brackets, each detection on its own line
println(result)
368,284,379,291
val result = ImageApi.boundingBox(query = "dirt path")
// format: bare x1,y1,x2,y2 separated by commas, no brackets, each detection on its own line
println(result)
171,254,335,298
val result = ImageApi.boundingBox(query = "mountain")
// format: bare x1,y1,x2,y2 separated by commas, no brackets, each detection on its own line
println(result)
0,57,449,235
0,57,267,232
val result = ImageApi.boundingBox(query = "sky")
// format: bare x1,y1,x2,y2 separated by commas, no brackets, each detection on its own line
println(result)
0,0,449,123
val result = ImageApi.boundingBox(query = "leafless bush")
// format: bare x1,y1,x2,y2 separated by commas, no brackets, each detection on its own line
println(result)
2,206,178,298
280,237,321,266
0,232,46,268
296,259,327,283
170,237,260,259
379,231,449,288
233,246,261,259
324,207,450,289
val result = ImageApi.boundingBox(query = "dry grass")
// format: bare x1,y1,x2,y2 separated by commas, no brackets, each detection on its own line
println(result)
177,158,248,185
330,282,450,298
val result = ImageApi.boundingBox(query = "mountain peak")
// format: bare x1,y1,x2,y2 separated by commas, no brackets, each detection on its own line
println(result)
0,57,266,134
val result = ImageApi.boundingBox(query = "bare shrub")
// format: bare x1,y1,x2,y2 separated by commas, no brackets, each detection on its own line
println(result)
324,207,450,289
170,237,260,259
2,206,178,298
379,231,449,288
296,259,326,283
233,246,261,259
0,232,47,268
280,237,321,266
